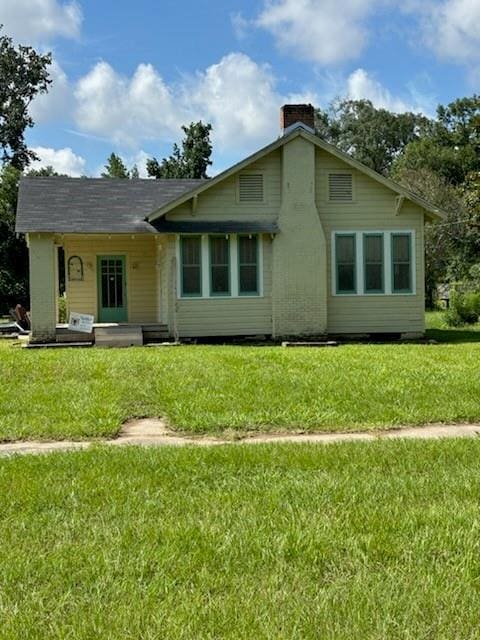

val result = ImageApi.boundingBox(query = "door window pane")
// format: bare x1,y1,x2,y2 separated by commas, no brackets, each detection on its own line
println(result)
210,236,230,295
364,234,384,293
101,258,124,308
239,235,258,294
181,236,202,296
392,234,412,292
335,234,356,293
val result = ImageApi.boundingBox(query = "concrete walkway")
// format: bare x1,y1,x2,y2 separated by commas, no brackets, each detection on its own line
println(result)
1,419,480,457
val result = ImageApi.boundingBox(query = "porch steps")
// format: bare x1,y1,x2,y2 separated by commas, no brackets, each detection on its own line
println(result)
95,325,143,348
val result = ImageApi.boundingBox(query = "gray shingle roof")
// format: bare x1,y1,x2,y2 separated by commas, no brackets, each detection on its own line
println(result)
16,177,204,234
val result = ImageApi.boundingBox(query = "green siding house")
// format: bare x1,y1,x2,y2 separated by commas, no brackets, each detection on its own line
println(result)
16,104,445,344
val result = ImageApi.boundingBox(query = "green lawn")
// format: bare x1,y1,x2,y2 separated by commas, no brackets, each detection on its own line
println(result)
2,440,480,639
0,312,480,441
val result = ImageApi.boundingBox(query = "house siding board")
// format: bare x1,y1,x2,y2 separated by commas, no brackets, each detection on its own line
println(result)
63,235,158,323
166,235,273,337
315,148,425,334
166,150,281,222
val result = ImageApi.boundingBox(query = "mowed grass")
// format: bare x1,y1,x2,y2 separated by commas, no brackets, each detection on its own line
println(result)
2,440,480,639
0,312,480,441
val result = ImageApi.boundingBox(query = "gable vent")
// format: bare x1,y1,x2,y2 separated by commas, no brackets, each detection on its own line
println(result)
328,173,353,202
239,174,264,203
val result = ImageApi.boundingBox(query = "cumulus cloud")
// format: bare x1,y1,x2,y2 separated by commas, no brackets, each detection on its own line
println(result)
29,146,86,176
74,62,182,147
30,59,72,123
416,0,480,63
73,53,317,154
345,68,421,113
255,0,376,64
0,0,82,44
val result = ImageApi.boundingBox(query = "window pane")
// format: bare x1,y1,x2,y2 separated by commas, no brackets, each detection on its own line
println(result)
181,237,201,296
392,234,412,292
393,263,411,291
210,237,230,295
335,235,356,293
392,234,410,262
364,234,384,292
364,235,383,262
239,236,258,294
240,265,257,293
338,264,355,292
336,235,355,262
365,264,383,292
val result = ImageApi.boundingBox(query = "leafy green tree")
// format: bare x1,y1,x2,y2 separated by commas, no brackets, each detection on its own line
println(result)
0,28,51,170
315,99,429,175
26,166,64,177
147,122,212,179
102,153,130,179
0,165,26,309
130,164,139,179
393,96,480,185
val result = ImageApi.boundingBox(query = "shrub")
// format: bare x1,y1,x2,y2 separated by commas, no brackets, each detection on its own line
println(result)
58,296,67,323
445,290,480,326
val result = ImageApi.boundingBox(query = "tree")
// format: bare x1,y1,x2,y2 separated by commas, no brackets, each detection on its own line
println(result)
102,153,130,179
392,96,480,185
147,121,212,179
315,99,429,175
0,164,26,309
0,27,52,170
26,166,64,177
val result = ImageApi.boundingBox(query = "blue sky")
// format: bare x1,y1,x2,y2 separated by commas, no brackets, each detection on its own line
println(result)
1,0,479,176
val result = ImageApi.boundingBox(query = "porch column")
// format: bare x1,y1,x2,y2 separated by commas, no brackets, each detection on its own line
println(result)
27,233,57,343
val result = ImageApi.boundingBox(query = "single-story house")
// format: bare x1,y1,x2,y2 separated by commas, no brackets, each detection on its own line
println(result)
16,104,445,344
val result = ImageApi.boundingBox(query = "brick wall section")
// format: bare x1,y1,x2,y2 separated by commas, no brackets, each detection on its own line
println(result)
28,233,57,342
280,104,315,131
272,136,328,337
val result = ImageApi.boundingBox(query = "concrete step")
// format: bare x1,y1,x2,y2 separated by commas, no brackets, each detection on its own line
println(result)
95,325,143,348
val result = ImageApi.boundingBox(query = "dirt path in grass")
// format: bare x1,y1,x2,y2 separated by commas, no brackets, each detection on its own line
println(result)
1,419,480,456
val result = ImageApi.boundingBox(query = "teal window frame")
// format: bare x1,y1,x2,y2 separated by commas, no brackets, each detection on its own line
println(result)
335,233,357,294
238,235,259,296
180,235,202,297
391,232,413,294
209,235,231,297
363,233,384,294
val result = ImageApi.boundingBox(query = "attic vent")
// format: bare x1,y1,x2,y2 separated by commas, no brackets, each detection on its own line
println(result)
328,173,353,202
238,174,264,203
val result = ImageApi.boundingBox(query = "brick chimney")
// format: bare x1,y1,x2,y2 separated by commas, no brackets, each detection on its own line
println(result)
280,104,315,134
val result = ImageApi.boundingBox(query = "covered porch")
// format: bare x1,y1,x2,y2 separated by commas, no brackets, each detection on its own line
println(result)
27,232,172,344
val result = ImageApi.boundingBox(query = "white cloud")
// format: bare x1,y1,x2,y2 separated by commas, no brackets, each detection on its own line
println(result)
231,12,250,39
30,146,86,176
73,53,317,155
74,62,182,147
30,59,72,123
0,0,82,44
255,0,376,64
418,0,480,63
346,69,419,113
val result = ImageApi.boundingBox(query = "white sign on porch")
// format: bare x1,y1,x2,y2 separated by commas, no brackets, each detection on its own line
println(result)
68,312,94,334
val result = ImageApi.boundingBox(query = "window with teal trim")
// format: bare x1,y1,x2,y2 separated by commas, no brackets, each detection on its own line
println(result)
181,236,201,296
364,234,384,293
238,235,258,294
392,233,412,293
335,234,356,293
210,236,230,295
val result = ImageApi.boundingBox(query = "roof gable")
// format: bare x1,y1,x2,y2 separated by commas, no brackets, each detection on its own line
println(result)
147,128,446,222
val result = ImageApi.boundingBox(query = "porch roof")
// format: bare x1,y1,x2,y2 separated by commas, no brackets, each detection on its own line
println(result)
151,219,279,234
16,177,204,234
